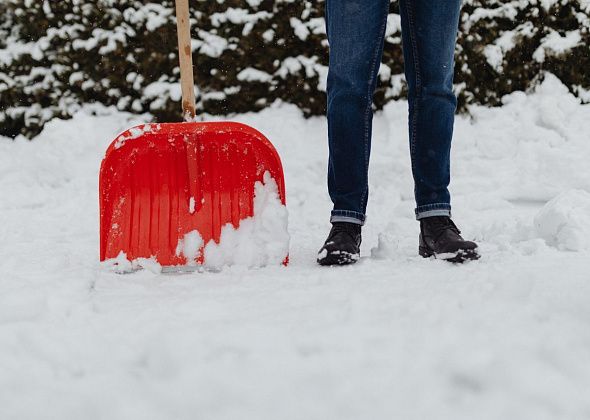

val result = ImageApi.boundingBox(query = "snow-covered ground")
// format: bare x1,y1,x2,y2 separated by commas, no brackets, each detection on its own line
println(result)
1,75,590,419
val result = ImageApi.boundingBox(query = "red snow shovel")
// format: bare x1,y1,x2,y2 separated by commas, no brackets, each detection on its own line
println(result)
99,0,286,269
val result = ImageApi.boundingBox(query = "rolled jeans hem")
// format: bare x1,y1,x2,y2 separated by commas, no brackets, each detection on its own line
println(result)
331,210,366,226
415,204,451,220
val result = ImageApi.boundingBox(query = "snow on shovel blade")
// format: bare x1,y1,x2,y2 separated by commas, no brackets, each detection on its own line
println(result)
99,121,287,269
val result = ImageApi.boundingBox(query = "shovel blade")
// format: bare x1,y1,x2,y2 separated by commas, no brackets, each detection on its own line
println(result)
99,122,286,267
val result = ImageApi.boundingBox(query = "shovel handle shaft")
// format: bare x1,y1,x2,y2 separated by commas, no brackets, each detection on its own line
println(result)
175,0,199,207
175,0,196,120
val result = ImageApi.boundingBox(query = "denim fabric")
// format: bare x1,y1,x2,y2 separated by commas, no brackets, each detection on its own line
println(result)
325,0,461,224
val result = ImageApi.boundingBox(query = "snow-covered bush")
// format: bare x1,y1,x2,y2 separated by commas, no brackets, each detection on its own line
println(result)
1,0,589,138
455,0,590,109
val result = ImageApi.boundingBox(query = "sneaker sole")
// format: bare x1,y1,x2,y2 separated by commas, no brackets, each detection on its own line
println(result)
317,252,360,266
419,246,480,264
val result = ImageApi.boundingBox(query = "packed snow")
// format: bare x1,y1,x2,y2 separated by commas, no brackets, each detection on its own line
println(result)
1,75,590,419
203,173,290,271
534,190,590,251
175,230,204,268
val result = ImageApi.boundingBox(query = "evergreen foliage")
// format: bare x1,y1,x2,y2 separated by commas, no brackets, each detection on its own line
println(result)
0,0,588,138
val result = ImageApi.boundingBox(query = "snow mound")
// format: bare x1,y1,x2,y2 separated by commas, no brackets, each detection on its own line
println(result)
175,230,204,267
204,172,290,270
534,190,590,251
102,251,163,274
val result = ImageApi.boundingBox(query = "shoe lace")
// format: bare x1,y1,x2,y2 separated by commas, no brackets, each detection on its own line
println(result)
427,217,461,241
329,223,360,241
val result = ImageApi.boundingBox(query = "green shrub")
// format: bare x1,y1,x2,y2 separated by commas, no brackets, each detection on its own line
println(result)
0,0,588,138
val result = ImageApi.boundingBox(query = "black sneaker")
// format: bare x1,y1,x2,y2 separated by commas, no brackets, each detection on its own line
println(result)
317,222,362,266
419,216,480,263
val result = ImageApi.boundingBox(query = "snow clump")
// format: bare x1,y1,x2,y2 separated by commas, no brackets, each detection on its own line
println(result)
534,190,590,251
204,172,289,270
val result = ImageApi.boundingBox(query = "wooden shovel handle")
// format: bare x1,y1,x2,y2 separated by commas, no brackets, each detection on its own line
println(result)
176,0,199,208
175,0,196,120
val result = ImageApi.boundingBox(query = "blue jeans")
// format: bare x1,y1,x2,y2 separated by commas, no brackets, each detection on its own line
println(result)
326,0,461,224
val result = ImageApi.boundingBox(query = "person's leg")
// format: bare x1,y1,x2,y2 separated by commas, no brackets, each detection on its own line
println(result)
399,0,460,219
400,0,479,262
325,0,390,226
318,0,389,266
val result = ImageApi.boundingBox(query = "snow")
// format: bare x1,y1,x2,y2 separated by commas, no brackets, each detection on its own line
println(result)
466,4,519,28
122,3,172,32
275,56,328,91
102,252,163,275
534,190,590,251
175,230,204,267
194,30,230,58
1,76,590,419
143,81,182,102
533,29,583,63
290,17,311,41
482,23,536,72
237,67,274,83
203,173,290,270
262,29,275,42
210,8,272,28
114,123,161,149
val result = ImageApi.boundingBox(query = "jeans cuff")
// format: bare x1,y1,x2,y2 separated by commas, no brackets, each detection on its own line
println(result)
415,203,451,220
331,210,366,226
